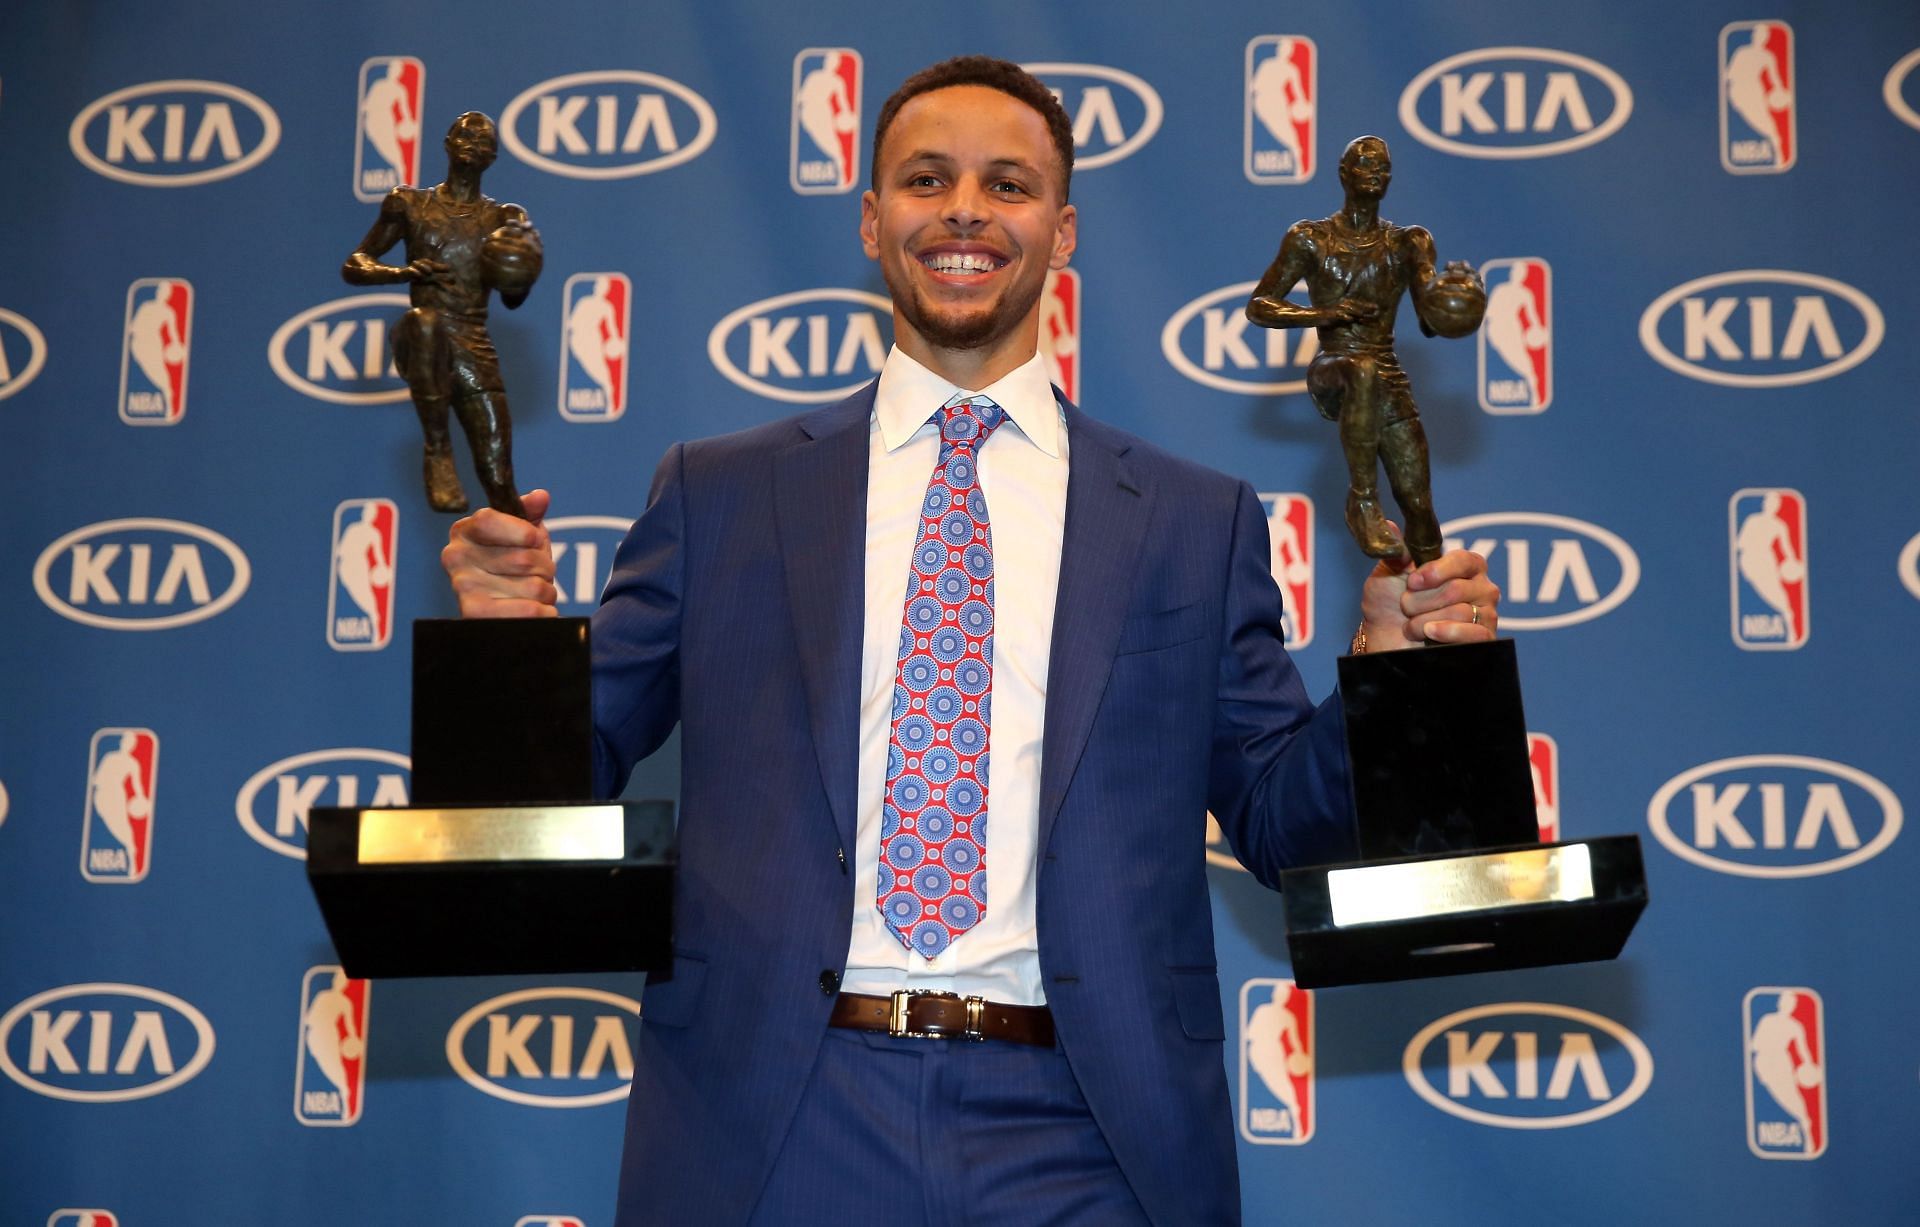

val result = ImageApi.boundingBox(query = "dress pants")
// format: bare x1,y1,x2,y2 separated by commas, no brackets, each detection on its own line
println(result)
746,1025,1153,1226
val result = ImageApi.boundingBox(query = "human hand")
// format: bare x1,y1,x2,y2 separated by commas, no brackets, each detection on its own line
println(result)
1358,539,1499,651
441,489,558,618
1330,297,1380,324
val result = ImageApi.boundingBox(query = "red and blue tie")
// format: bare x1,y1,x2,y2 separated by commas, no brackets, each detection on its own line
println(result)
879,395,1003,958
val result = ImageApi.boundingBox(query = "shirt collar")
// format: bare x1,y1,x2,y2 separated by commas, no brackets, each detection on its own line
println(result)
874,346,1063,458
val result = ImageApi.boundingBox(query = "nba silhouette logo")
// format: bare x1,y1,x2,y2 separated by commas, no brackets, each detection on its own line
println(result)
1478,258,1551,414
354,56,426,200
1721,22,1795,173
791,48,862,194
1730,488,1808,650
1259,493,1313,648
514,1219,587,1227
80,728,157,884
47,1213,119,1227
1245,36,1315,184
559,273,631,422
1744,987,1825,1158
328,498,398,651
295,965,370,1126
1528,732,1559,843
1039,268,1080,405
1239,978,1314,1144
118,278,192,424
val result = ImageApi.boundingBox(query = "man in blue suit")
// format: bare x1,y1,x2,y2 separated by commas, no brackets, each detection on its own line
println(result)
444,56,1500,1226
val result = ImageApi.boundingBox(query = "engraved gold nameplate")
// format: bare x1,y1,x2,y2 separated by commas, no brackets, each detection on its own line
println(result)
357,806,626,864
1326,843,1594,928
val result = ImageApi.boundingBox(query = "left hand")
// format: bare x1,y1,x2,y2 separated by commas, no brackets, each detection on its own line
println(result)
1358,544,1499,651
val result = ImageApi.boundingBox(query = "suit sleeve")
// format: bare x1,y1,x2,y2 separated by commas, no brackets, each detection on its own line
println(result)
590,442,687,797
1207,481,1358,886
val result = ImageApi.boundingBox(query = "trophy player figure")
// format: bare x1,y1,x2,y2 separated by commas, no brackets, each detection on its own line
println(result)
344,111,542,517
1247,135,1483,565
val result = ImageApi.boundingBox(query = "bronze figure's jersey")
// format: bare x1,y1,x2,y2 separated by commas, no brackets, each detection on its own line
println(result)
393,186,513,321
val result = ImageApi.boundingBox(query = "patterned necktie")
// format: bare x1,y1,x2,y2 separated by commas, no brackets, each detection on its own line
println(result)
879,394,1004,959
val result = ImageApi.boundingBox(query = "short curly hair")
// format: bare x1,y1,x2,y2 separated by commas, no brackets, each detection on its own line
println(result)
870,56,1075,201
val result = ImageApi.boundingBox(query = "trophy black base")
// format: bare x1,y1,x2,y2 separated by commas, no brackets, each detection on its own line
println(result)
1279,835,1647,989
307,800,675,978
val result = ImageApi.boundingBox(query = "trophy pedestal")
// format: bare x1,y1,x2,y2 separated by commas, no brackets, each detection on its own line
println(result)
1279,640,1647,988
1279,835,1646,987
306,618,676,977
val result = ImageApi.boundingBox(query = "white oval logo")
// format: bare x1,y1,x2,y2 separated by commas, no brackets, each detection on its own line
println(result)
0,307,49,401
70,80,281,186
236,748,411,859
1160,282,1314,395
500,70,717,180
445,987,641,1107
546,515,634,610
1899,530,1920,601
0,983,216,1102
267,294,411,404
1885,48,1920,132
33,518,251,630
707,287,892,404
1399,47,1632,159
1648,755,1903,879
1022,62,1164,169
1638,270,1884,389
1403,1002,1652,1128
1441,512,1639,630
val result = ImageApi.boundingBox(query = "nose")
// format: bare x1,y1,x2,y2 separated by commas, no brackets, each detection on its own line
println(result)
942,175,991,230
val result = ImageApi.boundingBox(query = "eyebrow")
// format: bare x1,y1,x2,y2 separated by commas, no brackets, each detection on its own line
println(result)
895,150,1043,176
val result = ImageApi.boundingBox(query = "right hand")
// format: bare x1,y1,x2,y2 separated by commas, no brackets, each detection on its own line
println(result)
442,488,559,618
1330,297,1380,324
407,258,454,286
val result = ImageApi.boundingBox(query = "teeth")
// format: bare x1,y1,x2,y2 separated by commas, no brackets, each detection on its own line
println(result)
924,252,998,273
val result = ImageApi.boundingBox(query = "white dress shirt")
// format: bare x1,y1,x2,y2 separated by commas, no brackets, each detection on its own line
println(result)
840,346,1069,1007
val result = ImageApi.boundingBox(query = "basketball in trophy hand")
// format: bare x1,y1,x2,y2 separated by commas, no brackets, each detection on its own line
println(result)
481,222,543,296
1421,260,1487,338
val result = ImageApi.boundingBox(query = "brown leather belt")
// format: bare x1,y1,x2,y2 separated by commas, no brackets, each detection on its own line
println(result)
831,990,1055,1047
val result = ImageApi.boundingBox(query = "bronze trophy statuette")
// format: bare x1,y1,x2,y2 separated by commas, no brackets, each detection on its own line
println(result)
312,114,676,980
1244,136,1646,988
1248,135,1483,566
343,110,542,518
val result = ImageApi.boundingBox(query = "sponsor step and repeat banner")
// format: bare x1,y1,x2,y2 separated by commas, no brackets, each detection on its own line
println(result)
3,3,1917,1223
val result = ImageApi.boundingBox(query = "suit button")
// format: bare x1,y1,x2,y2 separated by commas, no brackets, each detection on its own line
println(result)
819,969,840,995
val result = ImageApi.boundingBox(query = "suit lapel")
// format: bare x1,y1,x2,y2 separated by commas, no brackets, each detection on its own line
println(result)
773,387,874,860
1037,400,1155,856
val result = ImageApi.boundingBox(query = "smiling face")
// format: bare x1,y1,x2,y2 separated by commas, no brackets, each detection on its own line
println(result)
860,85,1076,383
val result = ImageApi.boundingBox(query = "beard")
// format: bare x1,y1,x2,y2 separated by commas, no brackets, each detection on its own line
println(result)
887,262,1047,352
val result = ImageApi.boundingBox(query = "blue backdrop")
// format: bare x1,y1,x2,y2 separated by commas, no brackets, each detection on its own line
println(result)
3,1,1917,1223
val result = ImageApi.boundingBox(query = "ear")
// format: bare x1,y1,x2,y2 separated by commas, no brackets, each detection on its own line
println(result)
1048,204,1078,271
858,190,880,260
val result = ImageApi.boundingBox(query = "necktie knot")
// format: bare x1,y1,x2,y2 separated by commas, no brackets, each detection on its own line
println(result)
941,396,1005,450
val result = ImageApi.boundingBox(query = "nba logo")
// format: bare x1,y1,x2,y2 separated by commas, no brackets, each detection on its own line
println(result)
1239,978,1315,1144
1721,22,1795,173
295,965,370,1126
328,498,398,651
1528,732,1559,843
1744,987,1825,1158
1478,258,1552,414
791,48,862,194
1039,268,1080,405
1731,488,1808,650
81,728,157,884
48,1213,119,1227
119,278,192,424
514,1219,587,1227
1259,493,1313,648
1245,36,1315,184
559,273,631,422
354,56,425,201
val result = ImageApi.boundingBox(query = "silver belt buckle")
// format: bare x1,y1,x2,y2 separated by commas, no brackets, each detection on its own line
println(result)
887,989,987,1040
